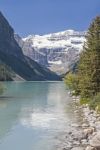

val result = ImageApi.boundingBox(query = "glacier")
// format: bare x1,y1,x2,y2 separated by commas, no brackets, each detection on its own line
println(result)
15,30,86,75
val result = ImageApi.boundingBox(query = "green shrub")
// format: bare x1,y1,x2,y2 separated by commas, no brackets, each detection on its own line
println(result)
64,72,80,95
80,98,90,105
94,93,100,103
89,100,97,110
72,90,80,96
95,104,100,113
89,93,100,110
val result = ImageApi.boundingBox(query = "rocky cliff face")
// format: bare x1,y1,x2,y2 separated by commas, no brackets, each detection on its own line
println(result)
14,34,48,66
0,12,23,58
0,12,61,81
15,30,86,75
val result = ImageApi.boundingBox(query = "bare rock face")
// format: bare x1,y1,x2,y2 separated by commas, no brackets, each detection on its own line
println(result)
90,132,100,148
15,29,86,75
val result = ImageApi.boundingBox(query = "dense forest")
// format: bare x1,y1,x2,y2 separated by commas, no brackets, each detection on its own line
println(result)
65,16,100,111
0,63,14,81
0,63,13,94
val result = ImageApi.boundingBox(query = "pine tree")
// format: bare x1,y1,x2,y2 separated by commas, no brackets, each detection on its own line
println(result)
78,16,100,98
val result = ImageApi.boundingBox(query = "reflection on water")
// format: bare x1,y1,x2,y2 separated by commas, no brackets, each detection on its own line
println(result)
0,82,81,150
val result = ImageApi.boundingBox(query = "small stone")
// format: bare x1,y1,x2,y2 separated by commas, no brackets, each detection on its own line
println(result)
91,132,97,137
74,110,79,113
68,131,72,135
96,114,100,118
71,123,81,128
82,123,89,128
71,147,84,150
72,131,85,141
85,145,96,150
95,121,100,130
73,140,80,145
81,139,88,145
96,117,100,121
83,127,95,137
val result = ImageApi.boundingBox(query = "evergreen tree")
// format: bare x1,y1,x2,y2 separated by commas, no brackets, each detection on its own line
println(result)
78,16,100,98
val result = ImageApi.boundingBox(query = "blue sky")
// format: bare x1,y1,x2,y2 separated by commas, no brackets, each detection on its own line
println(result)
0,0,100,37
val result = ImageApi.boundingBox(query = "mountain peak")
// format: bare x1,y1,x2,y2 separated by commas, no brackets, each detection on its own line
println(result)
15,29,86,75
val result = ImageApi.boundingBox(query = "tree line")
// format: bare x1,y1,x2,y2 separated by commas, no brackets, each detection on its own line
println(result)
65,16,100,112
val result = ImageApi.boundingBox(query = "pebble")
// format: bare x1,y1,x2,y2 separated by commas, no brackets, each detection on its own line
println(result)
71,123,81,128
81,139,88,145
83,127,95,137
85,146,96,150
71,147,85,150
82,123,89,128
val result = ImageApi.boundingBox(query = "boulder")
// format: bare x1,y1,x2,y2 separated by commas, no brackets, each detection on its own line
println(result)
72,131,86,141
84,127,95,137
90,132,100,148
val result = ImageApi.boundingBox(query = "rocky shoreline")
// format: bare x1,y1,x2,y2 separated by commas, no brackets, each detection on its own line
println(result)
59,95,100,150
81,104,100,150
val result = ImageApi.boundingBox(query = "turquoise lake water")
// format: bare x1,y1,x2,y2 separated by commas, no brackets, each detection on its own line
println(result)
0,82,81,150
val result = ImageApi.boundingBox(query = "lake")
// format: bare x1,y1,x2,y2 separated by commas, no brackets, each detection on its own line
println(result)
0,82,82,150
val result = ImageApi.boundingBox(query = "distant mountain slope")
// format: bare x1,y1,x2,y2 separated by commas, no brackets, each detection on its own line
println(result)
15,30,86,75
0,12,61,81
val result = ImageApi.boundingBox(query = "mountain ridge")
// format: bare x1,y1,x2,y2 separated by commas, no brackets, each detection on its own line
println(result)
0,11,61,81
15,29,86,75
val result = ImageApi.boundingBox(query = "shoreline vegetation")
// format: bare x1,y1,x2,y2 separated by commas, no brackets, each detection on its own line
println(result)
64,16,100,150
64,16,100,112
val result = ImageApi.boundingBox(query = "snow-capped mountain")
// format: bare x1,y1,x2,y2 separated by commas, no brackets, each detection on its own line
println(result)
15,30,86,74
